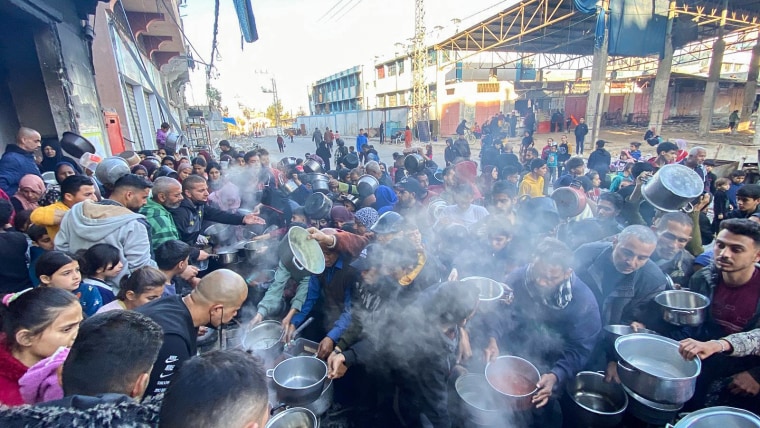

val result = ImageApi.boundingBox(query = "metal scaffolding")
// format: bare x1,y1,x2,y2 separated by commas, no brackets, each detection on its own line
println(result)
410,0,429,136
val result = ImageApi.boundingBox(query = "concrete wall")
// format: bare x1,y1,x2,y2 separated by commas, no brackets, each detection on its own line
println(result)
297,108,410,138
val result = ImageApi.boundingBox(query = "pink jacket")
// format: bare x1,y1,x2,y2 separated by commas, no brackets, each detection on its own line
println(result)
18,346,69,404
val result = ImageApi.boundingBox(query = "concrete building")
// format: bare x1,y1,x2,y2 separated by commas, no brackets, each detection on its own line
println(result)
0,0,111,155
91,0,188,153
309,66,366,114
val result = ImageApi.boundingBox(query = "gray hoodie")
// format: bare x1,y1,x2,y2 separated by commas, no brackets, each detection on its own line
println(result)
55,200,156,288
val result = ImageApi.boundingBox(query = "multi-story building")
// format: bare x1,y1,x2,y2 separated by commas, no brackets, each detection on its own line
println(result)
309,66,365,115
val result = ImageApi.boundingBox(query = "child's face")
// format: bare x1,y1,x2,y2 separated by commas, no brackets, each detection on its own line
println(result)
292,214,307,224
35,234,54,251
101,260,124,279
629,144,637,151
732,176,745,184
718,183,730,191
44,261,82,291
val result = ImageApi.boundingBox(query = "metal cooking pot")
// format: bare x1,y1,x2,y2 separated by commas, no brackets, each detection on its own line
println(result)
357,175,379,197
603,324,659,345
204,224,235,245
266,407,319,428
303,159,324,173
404,153,425,174
277,226,326,278
303,378,334,417
455,374,505,426
279,156,297,168
551,186,588,218
623,384,682,426
485,355,540,411
343,153,359,169
164,132,183,154
307,173,330,193
655,290,710,327
669,406,760,428
244,240,270,264
641,164,703,212
241,320,283,364
117,150,141,167
615,333,701,404
281,179,300,196
95,157,130,186
267,356,328,406
214,250,239,265
460,276,513,304
566,371,628,427
304,193,332,219
60,132,96,158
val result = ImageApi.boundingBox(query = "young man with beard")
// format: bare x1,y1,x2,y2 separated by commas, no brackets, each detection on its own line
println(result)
393,177,425,219
651,212,695,289
483,239,601,427
681,219,760,411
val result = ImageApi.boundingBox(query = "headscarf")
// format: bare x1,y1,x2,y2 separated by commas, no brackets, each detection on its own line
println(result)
15,174,45,210
373,185,397,213
177,162,192,174
39,140,62,173
55,162,79,184
330,206,354,224
130,164,148,176
354,207,379,228
208,181,241,212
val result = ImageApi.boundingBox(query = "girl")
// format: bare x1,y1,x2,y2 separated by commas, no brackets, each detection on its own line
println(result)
77,243,123,305
610,162,634,192
36,251,102,317
0,287,82,405
96,266,166,313
177,162,192,182
206,161,224,192
192,157,208,179
610,150,633,173
585,171,602,203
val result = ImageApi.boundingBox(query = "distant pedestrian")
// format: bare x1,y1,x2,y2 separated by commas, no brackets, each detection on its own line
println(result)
574,117,589,155
312,127,323,149
276,135,285,153
379,122,385,144
729,109,739,134
404,126,412,149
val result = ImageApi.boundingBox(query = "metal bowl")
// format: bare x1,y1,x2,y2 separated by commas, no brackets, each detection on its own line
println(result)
455,374,504,426
566,371,628,427
485,356,540,411
655,290,710,327
267,356,327,406
623,384,682,426
603,324,659,344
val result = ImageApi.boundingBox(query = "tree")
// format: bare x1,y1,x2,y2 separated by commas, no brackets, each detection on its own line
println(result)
206,84,222,109
266,101,284,124
296,106,307,117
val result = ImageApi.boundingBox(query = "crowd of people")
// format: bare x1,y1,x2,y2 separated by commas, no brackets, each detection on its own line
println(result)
0,123,759,428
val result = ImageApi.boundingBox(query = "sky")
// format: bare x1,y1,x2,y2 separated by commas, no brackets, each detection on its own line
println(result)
181,0,509,115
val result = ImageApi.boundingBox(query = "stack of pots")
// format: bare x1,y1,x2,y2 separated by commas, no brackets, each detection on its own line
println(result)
614,333,701,425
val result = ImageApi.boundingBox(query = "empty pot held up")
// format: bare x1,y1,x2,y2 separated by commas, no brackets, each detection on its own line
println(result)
641,164,703,212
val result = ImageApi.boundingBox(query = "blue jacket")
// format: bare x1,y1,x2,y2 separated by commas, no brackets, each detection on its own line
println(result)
0,144,41,196
291,258,355,343
486,266,601,386
356,134,368,152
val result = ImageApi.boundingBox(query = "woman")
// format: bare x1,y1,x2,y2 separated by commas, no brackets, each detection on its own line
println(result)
208,181,241,213
39,162,79,207
11,175,45,213
176,162,192,182
316,141,332,171
130,164,149,180
404,126,413,149
206,161,224,192
39,141,63,173
192,157,208,179
161,156,176,170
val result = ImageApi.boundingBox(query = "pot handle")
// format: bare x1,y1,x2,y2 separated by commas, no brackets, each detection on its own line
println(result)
669,308,697,315
617,360,638,373
270,403,288,416
292,256,305,271
680,202,694,213
266,369,274,378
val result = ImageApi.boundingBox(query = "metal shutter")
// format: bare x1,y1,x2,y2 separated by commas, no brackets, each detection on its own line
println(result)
125,84,143,148
144,90,155,131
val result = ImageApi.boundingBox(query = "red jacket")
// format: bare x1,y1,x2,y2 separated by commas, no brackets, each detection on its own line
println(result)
0,342,28,406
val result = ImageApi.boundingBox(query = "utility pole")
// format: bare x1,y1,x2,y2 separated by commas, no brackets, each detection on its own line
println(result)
261,76,281,130
411,0,429,141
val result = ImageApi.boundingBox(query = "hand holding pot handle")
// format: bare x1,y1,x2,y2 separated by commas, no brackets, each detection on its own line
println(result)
483,337,499,363
605,361,621,384
532,373,557,408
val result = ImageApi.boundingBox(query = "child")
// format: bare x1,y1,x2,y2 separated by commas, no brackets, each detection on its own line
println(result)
610,162,634,192
77,243,123,305
629,142,642,161
0,287,82,405
712,177,732,234
611,150,632,173
727,170,746,208
96,266,166,313
35,251,102,317
546,143,559,186
26,225,54,287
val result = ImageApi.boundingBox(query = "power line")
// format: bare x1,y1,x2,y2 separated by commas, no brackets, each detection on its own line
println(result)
333,0,363,22
325,0,359,23
317,0,349,23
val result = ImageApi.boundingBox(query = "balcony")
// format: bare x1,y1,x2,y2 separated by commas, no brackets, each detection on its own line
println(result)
114,0,185,69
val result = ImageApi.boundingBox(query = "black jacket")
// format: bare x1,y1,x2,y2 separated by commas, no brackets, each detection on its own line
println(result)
588,148,611,175
574,123,589,138
169,198,244,245
0,230,31,293
136,295,197,397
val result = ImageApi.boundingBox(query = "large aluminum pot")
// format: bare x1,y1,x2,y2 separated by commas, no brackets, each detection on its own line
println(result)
485,356,540,411
404,153,425,174
117,150,141,167
603,324,659,345
266,356,328,406
60,132,96,158
213,250,239,265
241,320,283,364
357,174,379,197
306,173,330,194
615,333,701,404
565,371,628,428
95,156,130,186
277,226,326,278
281,179,299,196
669,406,760,428
623,384,682,426
303,159,324,173
303,378,333,417
303,193,332,219
655,290,710,327
205,224,235,245
455,374,505,426
641,163,703,212
244,240,270,265
266,407,318,428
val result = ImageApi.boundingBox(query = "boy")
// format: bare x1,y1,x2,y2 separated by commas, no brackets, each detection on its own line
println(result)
727,169,746,208
27,224,54,286
546,143,559,188
629,142,642,161
30,175,97,240
557,135,571,176
520,131,534,161
712,177,731,234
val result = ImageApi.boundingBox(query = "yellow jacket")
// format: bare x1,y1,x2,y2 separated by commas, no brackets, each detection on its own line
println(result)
518,174,545,198
30,201,69,240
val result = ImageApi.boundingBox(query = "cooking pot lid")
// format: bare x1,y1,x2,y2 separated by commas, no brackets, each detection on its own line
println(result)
650,164,703,198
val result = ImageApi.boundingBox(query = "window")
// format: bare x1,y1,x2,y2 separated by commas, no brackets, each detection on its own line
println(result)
398,60,405,74
376,66,385,79
377,95,386,108
477,83,500,93
388,63,397,76
389,94,398,107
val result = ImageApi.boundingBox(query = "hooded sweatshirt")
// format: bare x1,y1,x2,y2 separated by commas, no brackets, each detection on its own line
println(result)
55,200,155,288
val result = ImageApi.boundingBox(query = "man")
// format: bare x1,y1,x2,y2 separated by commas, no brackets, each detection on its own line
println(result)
685,219,760,411
219,139,234,156
444,138,457,166
574,118,588,155
644,125,657,144
312,127,323,148
170,175,263,246
573,225,669,379
31,175,97,240
140,176,183,250
729,109,740,134
0,311,164,426
439,182,489,228
155,239,195,296
453,135,471,161
366,160,392,187
651,212,696,289
587,140,611,187
159,350,270,428
595,191,624,234
648,141,679,170
324,127,334,151
555,156,590,189
393,177,426,218
483,239,601,426
518,158,547,198
379,121,385,144
680,146,708,192
487,180,517,225
727,184,760,219
0,127,41,196
138,269,248,397
56,174,155,286
356,128,368,155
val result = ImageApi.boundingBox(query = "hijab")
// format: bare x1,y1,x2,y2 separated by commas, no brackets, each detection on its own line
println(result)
15,174,45,210
40,140,63,173
373,185,397,213
208,181,241,212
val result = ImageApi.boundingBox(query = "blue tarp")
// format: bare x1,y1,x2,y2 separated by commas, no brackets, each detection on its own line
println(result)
574,0,598,14
607,0,668,57
222,117,238,126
